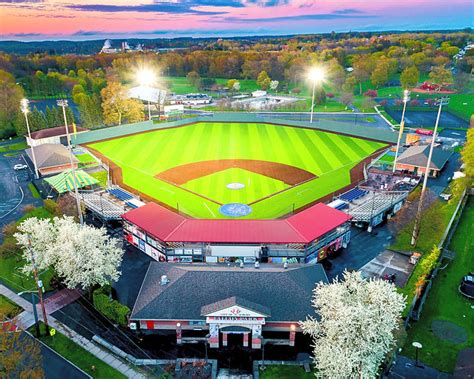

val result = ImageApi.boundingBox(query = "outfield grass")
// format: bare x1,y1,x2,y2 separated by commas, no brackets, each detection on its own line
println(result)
89,122,386,219
32,322,126,379
401,198,474,373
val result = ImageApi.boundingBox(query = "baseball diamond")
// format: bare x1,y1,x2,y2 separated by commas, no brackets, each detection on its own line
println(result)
86,122,387,219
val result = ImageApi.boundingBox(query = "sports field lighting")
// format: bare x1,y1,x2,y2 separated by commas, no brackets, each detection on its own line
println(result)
57,99,84,225
307,67,326,124
20,98,39,179
135,67,156,120
392,89,410,173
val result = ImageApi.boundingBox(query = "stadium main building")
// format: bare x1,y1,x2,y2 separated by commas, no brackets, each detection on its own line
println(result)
122,201,352,265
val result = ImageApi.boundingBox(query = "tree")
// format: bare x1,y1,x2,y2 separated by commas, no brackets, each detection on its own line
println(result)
340,92,354,110
256,70,271,90
232,81,241,92
15,216,124,290
300,271,405,378
400,66,420,89
371,61,390,88
352,56,373,95
461,127,474,188
186,71,201,89
101,81,144,125
0,69,24,138
428,66,454,85
269,80,279,93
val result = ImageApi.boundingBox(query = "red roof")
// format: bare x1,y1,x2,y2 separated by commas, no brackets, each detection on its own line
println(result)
29,125,87,140
122,202,351,245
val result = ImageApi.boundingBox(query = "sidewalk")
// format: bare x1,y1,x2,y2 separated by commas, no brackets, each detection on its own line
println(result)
0,284,147,379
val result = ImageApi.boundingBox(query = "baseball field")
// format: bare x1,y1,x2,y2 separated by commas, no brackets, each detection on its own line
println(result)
87,122,387,219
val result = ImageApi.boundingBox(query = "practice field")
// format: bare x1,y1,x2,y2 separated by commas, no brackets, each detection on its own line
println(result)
87,122,387,219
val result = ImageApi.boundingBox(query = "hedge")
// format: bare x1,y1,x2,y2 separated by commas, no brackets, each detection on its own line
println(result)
93,285,130,327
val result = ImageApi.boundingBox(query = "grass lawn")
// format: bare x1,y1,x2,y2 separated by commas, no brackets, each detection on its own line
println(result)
0,140,28,153
0,207,54,293
32,322,126,379
446,94,473,121
260,365,315,379
163,76,261,94
88,122,386,219
401,198,474,373
379,153,395,164
89,170,108,187
0,294,23,319
28,183,41,199
76,153,96,164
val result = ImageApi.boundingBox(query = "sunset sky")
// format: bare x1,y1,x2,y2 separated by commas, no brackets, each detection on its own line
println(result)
0,0,472,41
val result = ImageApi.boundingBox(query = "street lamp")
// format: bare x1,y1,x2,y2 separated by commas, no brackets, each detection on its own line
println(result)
412,341,423,367
392,89,410,173
307,67,326,124
411,97,449,246
136,68,156,121
57,99,84,225
20,99,39,179
258,334,265,370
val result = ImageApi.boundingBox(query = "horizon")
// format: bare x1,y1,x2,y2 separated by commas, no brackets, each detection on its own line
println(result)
1,0,472,42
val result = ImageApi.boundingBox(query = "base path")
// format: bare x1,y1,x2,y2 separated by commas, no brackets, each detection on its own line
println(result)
156,159,317,186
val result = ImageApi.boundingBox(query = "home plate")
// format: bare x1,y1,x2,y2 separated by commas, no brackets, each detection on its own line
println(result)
227,182,245,190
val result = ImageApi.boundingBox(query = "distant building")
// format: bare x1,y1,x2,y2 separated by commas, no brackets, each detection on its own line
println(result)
395,145,452,177
100,39,144,54
168,93,212,106
129,262,328,349
26,125,88,147
25,143,79,176
252,90,267,97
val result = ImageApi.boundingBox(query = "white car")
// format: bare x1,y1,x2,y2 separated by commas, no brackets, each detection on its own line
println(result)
13,164,28,171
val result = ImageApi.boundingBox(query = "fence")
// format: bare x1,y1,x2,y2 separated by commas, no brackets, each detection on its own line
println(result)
72,112,399,145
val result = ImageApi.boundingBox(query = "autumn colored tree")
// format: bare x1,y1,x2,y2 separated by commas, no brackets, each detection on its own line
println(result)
101,81,144,125
186,71,201,90
0,69,24,138
428,66,454,85
256,70,271,90
352,55,373,95
371,61,390,88
400,66,420,90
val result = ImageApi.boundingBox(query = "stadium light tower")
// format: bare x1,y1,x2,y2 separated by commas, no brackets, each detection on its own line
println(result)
57,99,84,225
20,98,39,179
411,96,449,246
308,67,326,123
392,89,410,173
136,68,156,120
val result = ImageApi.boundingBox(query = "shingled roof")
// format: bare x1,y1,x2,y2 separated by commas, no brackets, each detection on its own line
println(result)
397,145,452,170
130,263,328,322
25,144,78,169
28,125,87,140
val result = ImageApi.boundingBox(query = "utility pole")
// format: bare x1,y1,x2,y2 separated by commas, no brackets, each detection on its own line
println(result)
392,90,410,173
58,99,84,225
28,237,49,335
411,97,448,246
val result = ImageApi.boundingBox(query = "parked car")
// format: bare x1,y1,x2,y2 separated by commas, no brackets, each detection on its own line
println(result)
13,164,28,171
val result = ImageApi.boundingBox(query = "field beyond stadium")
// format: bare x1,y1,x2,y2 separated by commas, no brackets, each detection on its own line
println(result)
86,122,387,219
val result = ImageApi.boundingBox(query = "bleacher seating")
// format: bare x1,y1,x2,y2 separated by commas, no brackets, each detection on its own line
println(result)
339,188,367,203
107,188,133,201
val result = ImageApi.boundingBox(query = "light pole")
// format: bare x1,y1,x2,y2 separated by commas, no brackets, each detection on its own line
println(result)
412,341,423,367
136,68,156,121
258,334,265,370
308,67,325,124
411,97,449,246
204,333,210,362
20,99,39,179
57,99,84,225
392,90,410,173
27,237,49,336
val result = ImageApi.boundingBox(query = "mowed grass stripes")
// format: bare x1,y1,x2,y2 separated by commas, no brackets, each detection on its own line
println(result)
88,122,386,219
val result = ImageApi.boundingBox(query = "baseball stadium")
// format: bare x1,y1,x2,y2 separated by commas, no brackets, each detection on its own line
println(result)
85,121,388,219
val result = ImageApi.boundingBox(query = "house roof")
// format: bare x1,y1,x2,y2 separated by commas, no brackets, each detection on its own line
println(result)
397,145,452,170
28,125,87,140
130,263,327,322
26,144,79,169
44,169,99,193
201,296,271,317
122,202,351,245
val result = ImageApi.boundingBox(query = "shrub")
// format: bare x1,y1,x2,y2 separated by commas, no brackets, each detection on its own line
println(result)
22,204,36,214
363,89,378,98
291,87,301,94
326,92,335,98
93,285,130,327
0,238,20,257
43,199,58,215
2,222,18,238
379,100,388,107
410,99,420,106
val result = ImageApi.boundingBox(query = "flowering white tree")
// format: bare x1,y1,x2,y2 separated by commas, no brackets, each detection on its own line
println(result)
15,216,123,290
270,80,279,93
300,271,406,378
